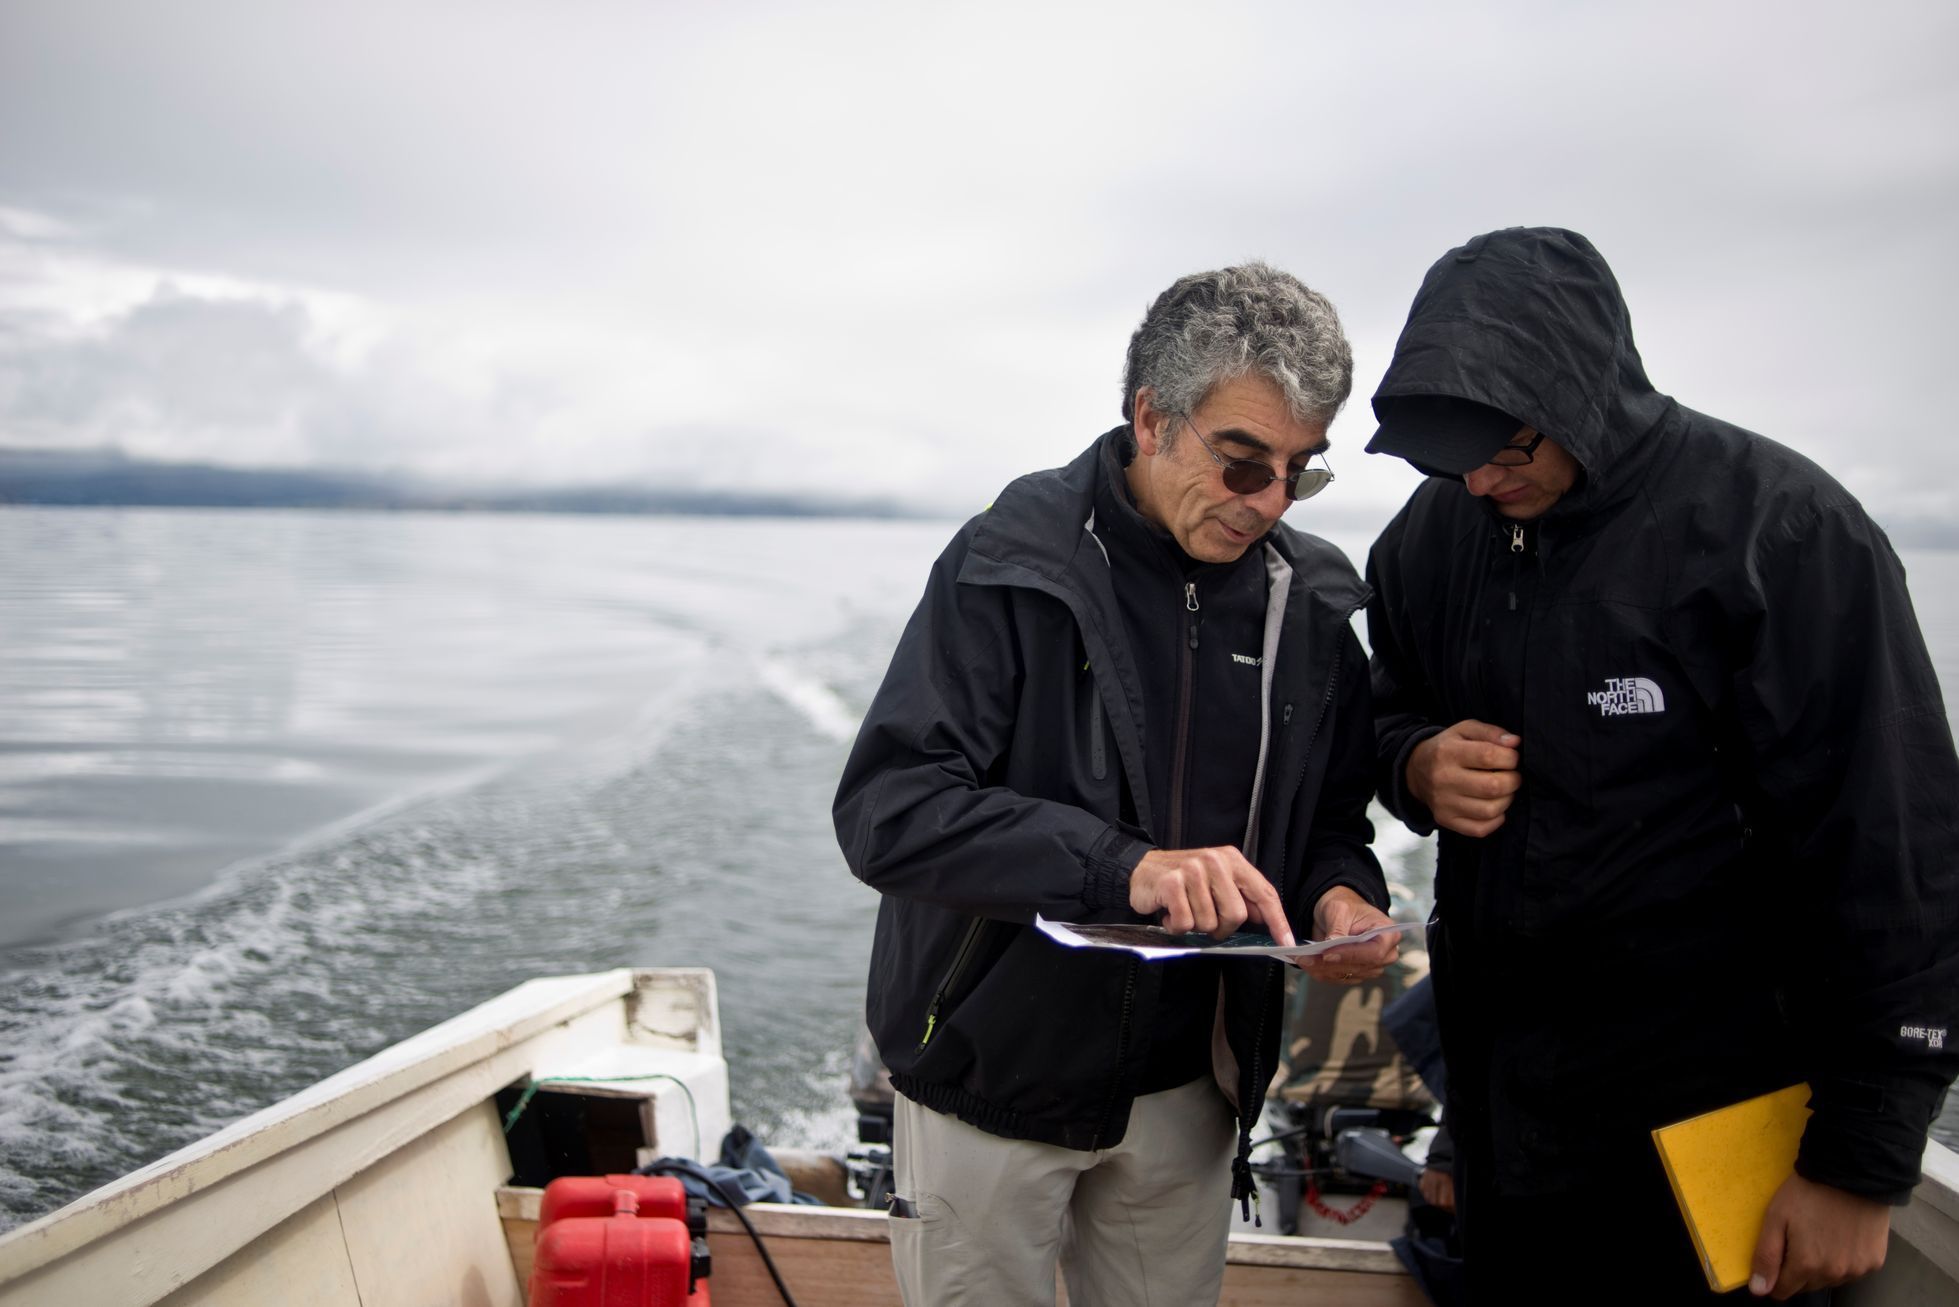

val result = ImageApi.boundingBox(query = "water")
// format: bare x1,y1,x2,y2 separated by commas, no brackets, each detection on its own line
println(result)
0,507,948,1229
0,507,1952,1232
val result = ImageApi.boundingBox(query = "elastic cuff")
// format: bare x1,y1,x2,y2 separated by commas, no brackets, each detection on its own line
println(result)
1082,828,1149,911
1795,1100,1928,1204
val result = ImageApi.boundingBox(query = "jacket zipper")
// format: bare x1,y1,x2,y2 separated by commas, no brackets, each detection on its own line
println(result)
1090,957,1140,1148
917,918,988,1050
1233,979,1276,1224
1094,581,1196,1147
1166,580,1199,846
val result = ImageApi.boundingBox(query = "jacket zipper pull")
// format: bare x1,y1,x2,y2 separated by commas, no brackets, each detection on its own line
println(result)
1185,581,1199,650
1510,523,1526,554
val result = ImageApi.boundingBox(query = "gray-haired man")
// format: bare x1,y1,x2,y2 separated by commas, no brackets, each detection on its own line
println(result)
834,264,1398,1304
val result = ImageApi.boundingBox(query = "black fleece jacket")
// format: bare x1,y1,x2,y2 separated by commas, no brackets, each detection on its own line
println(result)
1366,227,1959,1200
836,428,1388,1202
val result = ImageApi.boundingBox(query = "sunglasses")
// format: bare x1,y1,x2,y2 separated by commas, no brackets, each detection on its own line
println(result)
1186,423,1334,501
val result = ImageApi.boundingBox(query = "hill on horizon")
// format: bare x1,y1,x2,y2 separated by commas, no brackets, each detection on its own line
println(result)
0,446,918,519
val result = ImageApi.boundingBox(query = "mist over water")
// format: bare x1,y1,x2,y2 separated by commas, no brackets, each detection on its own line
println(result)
0,508,1953,1232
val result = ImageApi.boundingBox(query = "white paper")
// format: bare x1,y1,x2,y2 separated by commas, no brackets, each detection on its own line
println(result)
1033,915,1425,961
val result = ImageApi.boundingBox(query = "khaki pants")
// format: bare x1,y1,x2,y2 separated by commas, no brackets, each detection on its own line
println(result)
889,1078,1238,1306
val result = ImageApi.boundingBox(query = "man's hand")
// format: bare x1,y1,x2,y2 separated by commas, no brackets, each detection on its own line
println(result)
1293,886,1399,986
1418,1167,1456,1213
1406,720,1522,838
1748,1173,1890,1299
1130,845,1293,944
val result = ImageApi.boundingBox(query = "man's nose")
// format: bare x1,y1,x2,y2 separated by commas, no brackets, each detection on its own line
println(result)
1247,477,1291,518
1462,464,1504,497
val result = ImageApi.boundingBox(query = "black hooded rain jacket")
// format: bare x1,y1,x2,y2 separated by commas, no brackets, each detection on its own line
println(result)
1366,228,1959,1201
836,429,1388,1208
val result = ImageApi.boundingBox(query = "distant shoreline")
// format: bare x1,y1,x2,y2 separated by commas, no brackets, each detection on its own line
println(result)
0,446,927,521
2,447,1953,547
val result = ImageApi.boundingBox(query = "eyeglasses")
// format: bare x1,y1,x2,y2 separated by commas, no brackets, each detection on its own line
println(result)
1486,428,1547,467
1186,421,1334,501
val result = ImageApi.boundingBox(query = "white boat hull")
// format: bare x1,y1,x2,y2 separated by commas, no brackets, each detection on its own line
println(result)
1,969,1950,1306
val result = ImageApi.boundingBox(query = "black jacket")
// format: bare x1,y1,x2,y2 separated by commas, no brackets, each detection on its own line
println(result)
835,429,1388,1204
1367,227,1959,1199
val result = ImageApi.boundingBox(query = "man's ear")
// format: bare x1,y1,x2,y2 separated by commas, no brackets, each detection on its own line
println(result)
1133,388,1169,457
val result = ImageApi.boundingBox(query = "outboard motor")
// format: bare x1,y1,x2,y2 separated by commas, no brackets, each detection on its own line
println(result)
1257,952,1439,1233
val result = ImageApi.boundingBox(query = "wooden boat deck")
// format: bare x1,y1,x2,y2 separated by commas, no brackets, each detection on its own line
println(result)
0,967,1950,1306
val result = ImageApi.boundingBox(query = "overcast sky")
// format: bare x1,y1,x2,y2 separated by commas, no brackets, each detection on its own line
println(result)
1,0,1954,533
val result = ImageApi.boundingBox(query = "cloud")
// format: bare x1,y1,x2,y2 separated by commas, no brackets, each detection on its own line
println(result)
0,0,1953,525
1,288,325,463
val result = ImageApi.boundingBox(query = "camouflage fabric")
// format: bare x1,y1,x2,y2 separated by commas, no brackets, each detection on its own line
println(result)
1271,949,1435,1112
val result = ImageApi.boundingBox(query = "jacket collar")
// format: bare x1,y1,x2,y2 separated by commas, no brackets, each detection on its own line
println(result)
958,428,1369,854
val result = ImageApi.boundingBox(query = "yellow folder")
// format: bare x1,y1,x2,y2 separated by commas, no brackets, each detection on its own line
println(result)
1650,1082,1813,1292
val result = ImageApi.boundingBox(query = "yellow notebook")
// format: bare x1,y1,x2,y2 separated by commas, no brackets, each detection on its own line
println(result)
1650,1082,1813,1292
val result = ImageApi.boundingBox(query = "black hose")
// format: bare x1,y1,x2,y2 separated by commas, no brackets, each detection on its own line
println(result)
637,1161,801,1307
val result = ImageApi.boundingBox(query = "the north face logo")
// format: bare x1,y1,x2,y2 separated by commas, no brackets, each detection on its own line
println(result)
1586,677,1666,716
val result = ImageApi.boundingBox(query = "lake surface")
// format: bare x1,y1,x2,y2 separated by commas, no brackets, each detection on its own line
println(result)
0,506,1953,1231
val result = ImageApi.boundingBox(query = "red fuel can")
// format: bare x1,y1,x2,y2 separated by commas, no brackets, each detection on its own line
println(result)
529,1180,711,1306
538,1175,692,1227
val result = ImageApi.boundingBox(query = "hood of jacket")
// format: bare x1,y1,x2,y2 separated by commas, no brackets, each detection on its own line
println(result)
1371,227,1676,515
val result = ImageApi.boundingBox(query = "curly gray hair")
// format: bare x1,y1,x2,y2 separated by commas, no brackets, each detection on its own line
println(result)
1121,262,1352,435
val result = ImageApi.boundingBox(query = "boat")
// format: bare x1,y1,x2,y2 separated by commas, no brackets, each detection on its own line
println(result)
0,967,1952,1305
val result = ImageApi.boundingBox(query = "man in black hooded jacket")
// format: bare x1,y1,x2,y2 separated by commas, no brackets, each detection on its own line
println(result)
835,263,1400,1305
1364,227,1959,1303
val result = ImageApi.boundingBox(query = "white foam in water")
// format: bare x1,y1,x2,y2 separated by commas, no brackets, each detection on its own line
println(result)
755,656,862,744
757,1050,865,1159
0,819,438,1225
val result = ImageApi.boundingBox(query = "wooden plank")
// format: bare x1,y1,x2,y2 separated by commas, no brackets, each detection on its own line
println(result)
503,1213,538,1303
1218,1264,1428,1307
334,1102,524,1307
504,1194,1421,1306
702,1204,1407,1272
499,1187,543,1223
700,1212,1423,1307
707,1205,896,1244
707,1226,904,1307
151,1195,362,1307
